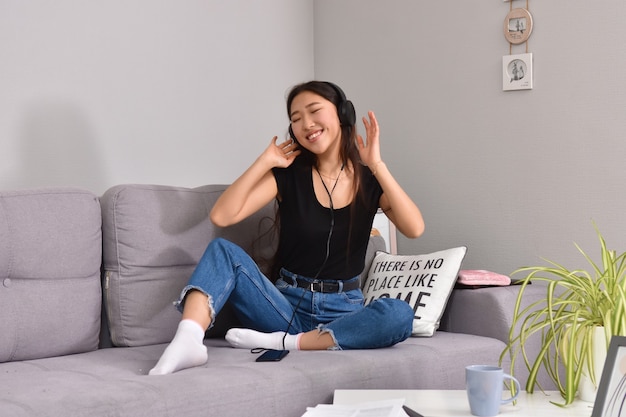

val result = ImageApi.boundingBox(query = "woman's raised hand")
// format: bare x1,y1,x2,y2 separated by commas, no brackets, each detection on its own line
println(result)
356,111,382,169
262,136,300,169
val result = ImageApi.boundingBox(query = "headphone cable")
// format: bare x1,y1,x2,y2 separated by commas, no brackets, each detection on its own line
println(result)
277,163,343,350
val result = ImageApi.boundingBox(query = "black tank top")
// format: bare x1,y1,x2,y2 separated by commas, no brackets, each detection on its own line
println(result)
272,159,383,280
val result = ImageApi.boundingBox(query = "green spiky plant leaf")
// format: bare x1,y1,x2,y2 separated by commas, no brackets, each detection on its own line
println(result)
499,225,626,406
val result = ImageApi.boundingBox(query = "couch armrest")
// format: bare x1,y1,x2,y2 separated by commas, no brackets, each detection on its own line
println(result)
439,283,548,345
440,282,556,390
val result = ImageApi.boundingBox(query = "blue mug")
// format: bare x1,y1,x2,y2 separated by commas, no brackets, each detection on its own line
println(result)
465,365,520,417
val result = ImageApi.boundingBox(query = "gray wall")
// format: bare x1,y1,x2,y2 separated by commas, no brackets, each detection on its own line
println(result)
0,1,314,192
314,1,626,274
2,1,625,276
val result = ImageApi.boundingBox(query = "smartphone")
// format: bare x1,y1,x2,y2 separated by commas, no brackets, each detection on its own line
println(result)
256,349,289,362
402,405,425,417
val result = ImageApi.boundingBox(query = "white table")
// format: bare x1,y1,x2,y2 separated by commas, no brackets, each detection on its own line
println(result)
333,390,594,417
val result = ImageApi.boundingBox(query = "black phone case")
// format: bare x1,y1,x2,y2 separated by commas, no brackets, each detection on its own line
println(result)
256,349,289,362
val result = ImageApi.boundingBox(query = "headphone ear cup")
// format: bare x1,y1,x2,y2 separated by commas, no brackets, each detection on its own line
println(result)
339,100,356,127
325,82,356,127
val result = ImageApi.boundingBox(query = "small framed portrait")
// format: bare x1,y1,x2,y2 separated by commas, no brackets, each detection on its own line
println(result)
592,335,626,417
504,8,533,45
502,53,533,91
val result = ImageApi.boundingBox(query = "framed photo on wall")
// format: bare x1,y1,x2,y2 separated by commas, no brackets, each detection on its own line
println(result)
592,335,626,417
503,53,533,91
503,8,533,45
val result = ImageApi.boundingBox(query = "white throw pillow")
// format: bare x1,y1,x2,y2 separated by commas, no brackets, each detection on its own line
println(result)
362,247,467,337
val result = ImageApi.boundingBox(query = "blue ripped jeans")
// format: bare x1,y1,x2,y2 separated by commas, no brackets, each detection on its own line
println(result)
176,238,413,350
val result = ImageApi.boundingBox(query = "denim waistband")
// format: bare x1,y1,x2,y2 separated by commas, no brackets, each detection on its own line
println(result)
279,268,361,293
279,268,359,284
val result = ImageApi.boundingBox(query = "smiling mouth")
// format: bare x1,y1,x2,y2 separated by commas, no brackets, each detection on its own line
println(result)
306,130,323,141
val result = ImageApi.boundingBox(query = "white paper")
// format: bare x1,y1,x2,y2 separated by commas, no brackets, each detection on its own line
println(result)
300,398,408,417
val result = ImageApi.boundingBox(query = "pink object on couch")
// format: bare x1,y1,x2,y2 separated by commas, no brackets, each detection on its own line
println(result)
457,270,511,286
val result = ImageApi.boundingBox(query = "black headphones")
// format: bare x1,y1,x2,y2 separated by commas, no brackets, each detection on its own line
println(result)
288,82,356,141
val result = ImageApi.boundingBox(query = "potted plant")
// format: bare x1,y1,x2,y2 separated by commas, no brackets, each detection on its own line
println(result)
500,226,626,406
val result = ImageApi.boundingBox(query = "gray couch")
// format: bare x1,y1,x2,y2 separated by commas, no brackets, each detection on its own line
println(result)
0,184,550,417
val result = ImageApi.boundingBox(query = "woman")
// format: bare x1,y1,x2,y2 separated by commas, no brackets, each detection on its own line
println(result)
149,81,424,375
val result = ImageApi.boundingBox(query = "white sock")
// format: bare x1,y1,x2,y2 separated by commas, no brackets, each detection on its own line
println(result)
225,328,301,351
148,319,208,375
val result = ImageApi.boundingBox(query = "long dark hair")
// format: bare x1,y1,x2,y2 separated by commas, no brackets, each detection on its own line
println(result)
286,81,363,202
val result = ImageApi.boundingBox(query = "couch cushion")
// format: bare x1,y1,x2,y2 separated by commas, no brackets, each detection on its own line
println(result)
0,188,102,362
0,332,509,417
100,184,278,347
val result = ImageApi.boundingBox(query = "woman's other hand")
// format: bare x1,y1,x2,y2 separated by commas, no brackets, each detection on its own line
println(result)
356,111,382,170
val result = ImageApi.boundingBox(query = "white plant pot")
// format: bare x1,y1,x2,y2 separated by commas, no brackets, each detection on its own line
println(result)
578,326,608,402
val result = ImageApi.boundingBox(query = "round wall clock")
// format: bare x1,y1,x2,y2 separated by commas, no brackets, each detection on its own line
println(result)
504,8,533,45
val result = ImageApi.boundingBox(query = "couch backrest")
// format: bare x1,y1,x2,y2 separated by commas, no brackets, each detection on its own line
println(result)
100,184,278,347
0,188,102,362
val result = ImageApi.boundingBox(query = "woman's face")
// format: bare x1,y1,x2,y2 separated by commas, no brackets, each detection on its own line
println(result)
289,91,341,157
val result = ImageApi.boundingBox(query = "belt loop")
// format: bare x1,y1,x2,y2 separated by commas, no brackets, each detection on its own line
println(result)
337,281,343,293
283,269,298,288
